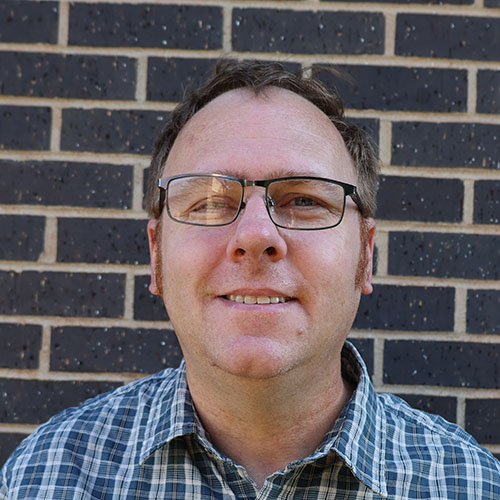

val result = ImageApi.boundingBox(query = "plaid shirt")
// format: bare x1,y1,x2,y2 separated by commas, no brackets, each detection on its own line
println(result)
2,342,499,499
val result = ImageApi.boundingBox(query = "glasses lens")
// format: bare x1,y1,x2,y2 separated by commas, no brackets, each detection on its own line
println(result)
167,176,243,225
268,179,346,229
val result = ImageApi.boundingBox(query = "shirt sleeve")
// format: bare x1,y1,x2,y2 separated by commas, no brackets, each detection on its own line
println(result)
0,465,8,500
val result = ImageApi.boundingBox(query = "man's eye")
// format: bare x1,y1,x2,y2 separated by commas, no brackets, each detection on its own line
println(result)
291,196,317,207
190,199,229,212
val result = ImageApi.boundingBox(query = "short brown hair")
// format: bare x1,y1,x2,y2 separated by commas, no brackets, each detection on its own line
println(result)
145,59,380,219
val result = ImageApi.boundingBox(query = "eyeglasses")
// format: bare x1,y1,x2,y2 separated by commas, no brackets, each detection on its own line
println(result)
157,174,365,230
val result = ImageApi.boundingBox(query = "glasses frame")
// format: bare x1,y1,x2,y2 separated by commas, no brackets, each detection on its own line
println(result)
157,173,365,230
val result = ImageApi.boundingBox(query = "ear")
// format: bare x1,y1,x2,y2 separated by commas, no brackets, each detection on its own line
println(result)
361,218,376,295
147,218,161,296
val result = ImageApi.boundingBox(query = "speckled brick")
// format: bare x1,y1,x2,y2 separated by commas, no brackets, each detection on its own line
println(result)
396,395,457,423
384,340,500,388
354,285,454,331
0,1,58,43
0,215,45,261
0,53,136,100
349,338,374,378
477,70,500,114
376,176,463,222
0,160,133,209
389,232,500,280
0,106,50,151
396,14,500,61
465,399,500,443
474,180,500,225
467,290,500,335
391,122,500,169
0,271,125,317
322,0,471,3
346,118,380,146
57,218,148,265
134,275,170,322
147,57,216,102
69,3,222,49
0,379,121,425
0,433,27,467
0,324,42,369
61,109,167,155
51,327,182,373
315,65,467,112
232,8,384,55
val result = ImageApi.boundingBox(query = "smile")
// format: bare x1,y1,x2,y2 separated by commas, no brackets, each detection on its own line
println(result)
225,294,291,304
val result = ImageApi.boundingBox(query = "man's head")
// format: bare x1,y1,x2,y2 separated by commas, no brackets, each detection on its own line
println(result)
146,60,379,380
145,60,379,220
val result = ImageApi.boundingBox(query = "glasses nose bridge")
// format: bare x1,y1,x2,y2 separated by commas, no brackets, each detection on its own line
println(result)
239,180,274,218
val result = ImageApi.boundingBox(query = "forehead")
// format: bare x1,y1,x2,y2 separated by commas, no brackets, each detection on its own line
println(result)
164,87,356,183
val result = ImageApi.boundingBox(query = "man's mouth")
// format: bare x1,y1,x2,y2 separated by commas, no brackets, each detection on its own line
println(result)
224,294,292,304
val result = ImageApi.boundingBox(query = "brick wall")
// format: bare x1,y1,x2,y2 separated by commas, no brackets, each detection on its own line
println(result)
0,0,499,465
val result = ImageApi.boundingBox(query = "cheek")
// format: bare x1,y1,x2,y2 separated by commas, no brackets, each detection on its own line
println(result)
161,226,227,298
295,231,360,286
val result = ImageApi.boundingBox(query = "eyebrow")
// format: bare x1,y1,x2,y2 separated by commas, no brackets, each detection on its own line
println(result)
211,166,320,179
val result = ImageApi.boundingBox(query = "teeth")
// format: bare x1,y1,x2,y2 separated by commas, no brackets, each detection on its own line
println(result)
226,294,289,304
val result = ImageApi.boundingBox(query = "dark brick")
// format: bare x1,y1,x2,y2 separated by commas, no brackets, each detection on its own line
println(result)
0,271,124,318
354,285,454,331
134,275,169,322
0,53,136,100
0,379,120,425
322,0,471,3
315,65,466,112
232,8,384,55
377,176,463,222
0,106,50,151
346,117,380,147
0,324,42,369
0,433,28,467
474,180,500,224
69,3,222,49
391,122,500,169
396,394,457,423
61,109,167,155
477,70,500,113
0,160,133,209
349,338,374,378
57,218,148,265
147,57,216,102
0,1,58,43
466,399,500,443
467,290,500,335
396,14,500,61
51,327,182,373
389,232,500,280
0,215,45,260
384,340,500,388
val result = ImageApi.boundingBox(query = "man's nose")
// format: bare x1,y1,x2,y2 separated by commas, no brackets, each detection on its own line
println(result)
226,192,287,263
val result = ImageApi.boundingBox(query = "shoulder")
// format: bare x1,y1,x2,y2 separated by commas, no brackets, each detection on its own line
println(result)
378,393,500,492
1,367,181,487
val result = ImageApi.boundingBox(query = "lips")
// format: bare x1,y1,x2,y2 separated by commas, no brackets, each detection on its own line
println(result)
224,294,291,304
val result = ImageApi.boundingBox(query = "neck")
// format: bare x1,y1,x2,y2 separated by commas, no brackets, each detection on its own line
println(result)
185,358,353,488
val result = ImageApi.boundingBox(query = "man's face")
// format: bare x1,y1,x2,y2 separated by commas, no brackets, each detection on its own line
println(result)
148,87,375,381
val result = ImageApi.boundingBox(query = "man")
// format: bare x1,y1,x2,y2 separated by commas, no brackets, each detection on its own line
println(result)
2,60,499,499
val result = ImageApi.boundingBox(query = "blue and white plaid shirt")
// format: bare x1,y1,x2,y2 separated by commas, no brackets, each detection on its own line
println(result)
2,342,499,499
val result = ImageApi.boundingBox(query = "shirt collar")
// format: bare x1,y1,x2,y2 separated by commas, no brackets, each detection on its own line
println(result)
139,359,198,463
328,342,388,498
139,343,388,497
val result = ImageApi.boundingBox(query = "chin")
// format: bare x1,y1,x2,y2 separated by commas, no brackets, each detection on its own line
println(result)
210,336,296,380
